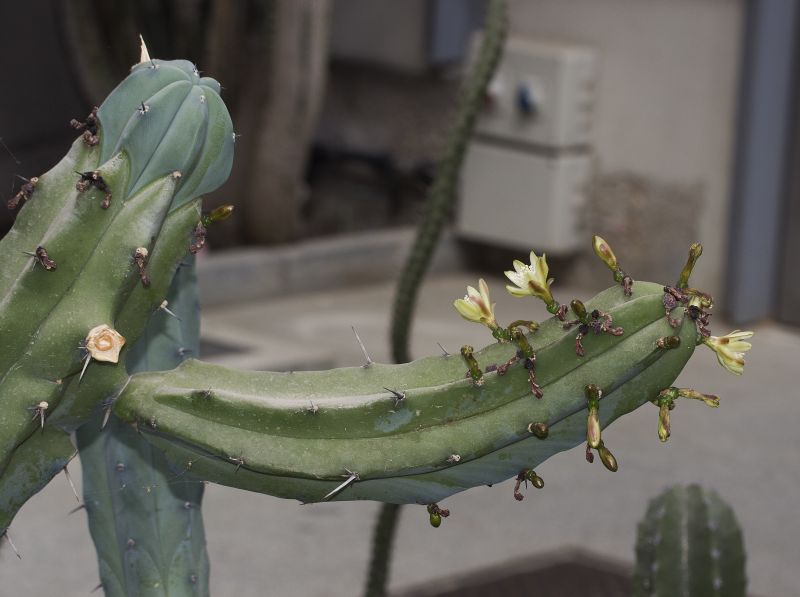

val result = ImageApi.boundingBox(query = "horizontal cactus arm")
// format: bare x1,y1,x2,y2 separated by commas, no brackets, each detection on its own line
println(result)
113,282,698,505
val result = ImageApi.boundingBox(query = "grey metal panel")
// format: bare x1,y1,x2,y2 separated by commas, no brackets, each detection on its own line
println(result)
777,79,800,324
726,0,799,323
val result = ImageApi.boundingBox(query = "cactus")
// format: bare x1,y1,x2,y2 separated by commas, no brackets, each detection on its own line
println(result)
75,258,209,597
0,55,233,536
1,44,754,596
633,484,747,597
110,276,703,505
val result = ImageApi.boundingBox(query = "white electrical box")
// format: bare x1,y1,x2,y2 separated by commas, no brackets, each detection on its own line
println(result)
457,36,597,254
477,39,596,148
459,143,591,252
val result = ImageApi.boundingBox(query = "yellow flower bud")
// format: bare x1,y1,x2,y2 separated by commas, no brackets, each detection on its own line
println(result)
592,235,618,272
658,402,671,442
453,278,498,329
587,407,601,449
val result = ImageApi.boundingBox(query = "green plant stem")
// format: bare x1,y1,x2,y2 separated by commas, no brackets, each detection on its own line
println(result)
364,503,402,597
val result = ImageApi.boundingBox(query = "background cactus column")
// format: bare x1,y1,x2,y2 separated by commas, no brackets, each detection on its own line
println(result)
633,484,747,597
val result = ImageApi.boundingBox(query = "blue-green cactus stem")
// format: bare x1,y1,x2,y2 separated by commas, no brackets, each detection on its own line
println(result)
77,258,209,597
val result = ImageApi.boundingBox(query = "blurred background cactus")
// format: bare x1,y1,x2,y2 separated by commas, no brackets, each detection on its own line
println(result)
633,484,747,597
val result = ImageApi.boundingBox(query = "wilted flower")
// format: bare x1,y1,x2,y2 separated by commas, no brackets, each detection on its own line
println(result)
453,278,498,329
677,388,720,407
702,330,753,375
504,251,555,306
85,324,126,364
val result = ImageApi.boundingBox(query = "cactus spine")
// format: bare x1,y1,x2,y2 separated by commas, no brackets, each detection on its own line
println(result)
76,259,209,597
633,484,747,597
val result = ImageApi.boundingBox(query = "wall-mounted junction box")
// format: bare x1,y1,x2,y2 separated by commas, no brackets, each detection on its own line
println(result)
458,144,591,253
457,37,597,253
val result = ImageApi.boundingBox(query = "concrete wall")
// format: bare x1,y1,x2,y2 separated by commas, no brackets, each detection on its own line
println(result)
508,0,745,296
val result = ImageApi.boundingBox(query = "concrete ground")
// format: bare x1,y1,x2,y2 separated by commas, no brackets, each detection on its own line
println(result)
2,271,798,597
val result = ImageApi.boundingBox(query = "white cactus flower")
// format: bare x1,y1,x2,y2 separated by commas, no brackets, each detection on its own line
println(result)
453,278,498,329
702,330,753,375
504,251,555,306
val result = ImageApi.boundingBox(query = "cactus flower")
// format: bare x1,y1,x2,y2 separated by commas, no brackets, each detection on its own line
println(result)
702,330,753,375
504,251,555,306
85,325,126,364
453,278,498,329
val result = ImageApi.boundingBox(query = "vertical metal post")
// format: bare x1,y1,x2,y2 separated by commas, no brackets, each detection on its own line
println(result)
726,0,799,323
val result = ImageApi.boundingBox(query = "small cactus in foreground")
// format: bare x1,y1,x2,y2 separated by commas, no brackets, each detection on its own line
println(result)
633,484,747,597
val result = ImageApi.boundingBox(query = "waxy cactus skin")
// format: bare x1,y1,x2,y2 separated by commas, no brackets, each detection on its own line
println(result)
0,57,233,536
1,48,750,597
113,281,698,505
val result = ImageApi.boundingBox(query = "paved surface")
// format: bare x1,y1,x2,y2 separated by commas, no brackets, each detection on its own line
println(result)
2,274,798,596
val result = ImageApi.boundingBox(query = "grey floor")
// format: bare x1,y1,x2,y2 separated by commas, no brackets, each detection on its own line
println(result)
2,274,798,597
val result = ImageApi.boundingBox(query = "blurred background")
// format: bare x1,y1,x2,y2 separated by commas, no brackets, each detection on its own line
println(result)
1,1,798,596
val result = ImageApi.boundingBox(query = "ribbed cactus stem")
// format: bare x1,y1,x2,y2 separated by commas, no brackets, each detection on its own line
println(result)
113,282,699,504
632,484,747,597
77,259,209,597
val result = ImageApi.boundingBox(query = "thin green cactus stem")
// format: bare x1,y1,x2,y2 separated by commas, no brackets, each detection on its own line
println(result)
375,2,507,591
363,503,402,597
